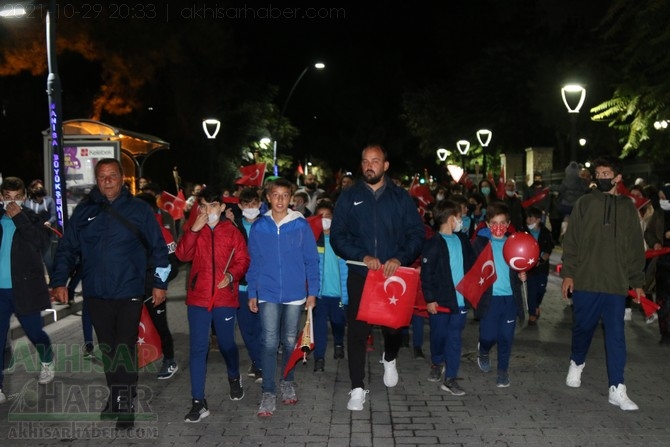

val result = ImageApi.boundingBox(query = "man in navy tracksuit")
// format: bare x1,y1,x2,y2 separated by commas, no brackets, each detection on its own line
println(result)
330,144,425,411
51,159,170,428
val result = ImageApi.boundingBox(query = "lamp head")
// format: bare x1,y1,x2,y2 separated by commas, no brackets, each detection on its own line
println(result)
436,148,448,162
476,129,492,147
456,140,470,155
561,84,586,113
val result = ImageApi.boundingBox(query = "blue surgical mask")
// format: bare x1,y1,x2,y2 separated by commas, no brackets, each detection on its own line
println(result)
481,187,491,196
461,216,471,232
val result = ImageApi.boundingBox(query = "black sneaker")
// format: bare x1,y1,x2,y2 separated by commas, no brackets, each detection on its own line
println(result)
314,358,325,372
333,345,345,359
157,359,178,380
441,378,466,396
413,347,425,359
247,363,261,377
229,377,244,401
184,398,210,423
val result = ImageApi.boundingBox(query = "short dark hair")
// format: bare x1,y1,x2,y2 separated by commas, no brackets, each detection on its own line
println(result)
593,156,623,176
526,206,543,219
141,182,162,195
486,202,510,222
135,192,158,211
238,187,260,204
198,188,223,204
293,191,308,201
432,200,459,225
362,144,388,161
267,178,293,193
315,200,334,213
94,158,123,177
1,177,25,194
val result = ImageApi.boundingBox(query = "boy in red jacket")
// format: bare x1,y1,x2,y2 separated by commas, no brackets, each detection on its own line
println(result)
176,189,250,423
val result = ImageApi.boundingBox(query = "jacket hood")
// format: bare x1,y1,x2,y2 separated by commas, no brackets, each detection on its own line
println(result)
263,208,304,226
565,161,580,176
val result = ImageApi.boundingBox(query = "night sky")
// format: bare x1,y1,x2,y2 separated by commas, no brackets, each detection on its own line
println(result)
0,0,617,188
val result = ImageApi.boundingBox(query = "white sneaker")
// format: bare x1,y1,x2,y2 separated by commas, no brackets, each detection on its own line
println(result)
38,362,55,385
381,354,398,387
646,313,658,324
624,308,632,321
347,387,369,411
608,384,639,411
565,360,585,388
0,388,7,404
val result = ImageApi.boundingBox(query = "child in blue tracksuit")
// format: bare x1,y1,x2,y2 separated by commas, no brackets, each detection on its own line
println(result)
311,201,348,372
525,207,554,325
420,200,474,395
473,202,526,387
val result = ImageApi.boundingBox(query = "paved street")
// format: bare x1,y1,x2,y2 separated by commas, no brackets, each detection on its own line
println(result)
2,252,670,446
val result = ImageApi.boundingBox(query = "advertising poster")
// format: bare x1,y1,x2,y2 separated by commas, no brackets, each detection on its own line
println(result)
62,143,118,217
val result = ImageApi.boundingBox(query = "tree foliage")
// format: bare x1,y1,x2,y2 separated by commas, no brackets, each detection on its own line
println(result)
590,0,670,160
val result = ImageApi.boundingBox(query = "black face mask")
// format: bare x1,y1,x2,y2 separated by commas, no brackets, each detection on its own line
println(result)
467,204,476,213
596,178,614,193
34,189,47,197
305,182,316,191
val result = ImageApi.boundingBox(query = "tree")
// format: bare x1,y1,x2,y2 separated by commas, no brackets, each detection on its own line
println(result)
590,0,670,161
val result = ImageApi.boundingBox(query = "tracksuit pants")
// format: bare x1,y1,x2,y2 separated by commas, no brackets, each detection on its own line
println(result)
478,294,516,373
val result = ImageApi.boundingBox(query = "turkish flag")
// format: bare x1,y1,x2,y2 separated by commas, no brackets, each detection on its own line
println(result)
627,290,661,318
646,247,670,259
159,190,186,220
357,267,419,329
283,306,315,378
522,187,550,208
137,305,163,368
617,182,651,210
235,163,266,187
496,166,506,199
461,169,474,191
306,215,323,240
456,243,497,309
414,282,451,317
409,175,434,217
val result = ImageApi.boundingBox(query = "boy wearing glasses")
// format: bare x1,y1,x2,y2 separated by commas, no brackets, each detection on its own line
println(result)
561,156,645,411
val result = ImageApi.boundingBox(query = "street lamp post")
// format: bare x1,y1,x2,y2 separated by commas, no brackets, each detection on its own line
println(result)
456,140,470,170
561,84,586,163
273,62,325,176
1,0,68,228
202,118,221,187
476,129,492,181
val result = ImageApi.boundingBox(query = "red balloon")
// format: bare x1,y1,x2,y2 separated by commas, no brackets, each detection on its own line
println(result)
502,232,540,272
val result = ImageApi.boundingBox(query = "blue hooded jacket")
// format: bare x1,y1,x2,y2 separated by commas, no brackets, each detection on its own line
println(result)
51,187,169,300
246,210,320,303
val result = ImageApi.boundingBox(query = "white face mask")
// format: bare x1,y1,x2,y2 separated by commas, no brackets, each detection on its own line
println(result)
436,194,445,201
321,218,332,230
242,208,260,220
453,218,463,233
207,212,219,224
661,199,670,211
527,222,537,231
1,200,23,208
505,190,515,198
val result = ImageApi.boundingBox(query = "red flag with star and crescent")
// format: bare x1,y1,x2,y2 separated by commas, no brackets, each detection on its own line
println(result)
455,243,497,309
357,267,420,329
159,190,186,221
137,305,163,368
235,163,266,187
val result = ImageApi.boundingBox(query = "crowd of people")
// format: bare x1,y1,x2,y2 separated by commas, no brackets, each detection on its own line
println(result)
1,150,670,427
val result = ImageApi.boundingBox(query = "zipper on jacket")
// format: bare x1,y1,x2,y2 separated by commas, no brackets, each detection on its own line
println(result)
210,227,216,299
277,224,283,301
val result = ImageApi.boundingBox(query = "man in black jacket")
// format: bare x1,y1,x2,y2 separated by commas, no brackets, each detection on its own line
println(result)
51,159,170,428
330,144,425,411
0,177,55,404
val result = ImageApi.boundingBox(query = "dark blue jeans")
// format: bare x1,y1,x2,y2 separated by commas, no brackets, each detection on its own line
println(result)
0,288,53,388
